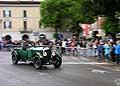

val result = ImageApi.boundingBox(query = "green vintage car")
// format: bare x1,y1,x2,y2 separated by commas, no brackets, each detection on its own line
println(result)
11,45,62,69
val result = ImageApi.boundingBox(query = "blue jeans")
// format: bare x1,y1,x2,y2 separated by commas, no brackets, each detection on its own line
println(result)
98,53,102,62
105,54,110,62
116,54,120,64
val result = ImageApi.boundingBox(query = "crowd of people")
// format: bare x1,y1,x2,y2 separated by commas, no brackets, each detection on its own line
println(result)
93,39,120,64
0,34,87,54
0,34,120,64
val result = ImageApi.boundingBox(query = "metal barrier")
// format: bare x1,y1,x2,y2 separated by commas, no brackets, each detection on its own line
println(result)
2,44,13,51
1,44,96,57
55,46,96,57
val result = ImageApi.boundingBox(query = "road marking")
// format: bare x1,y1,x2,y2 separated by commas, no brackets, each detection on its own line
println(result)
64,56,90,61
63,62,109,65
71,57,79,60
39,72,49,76
114,78,120,86
93,64,120,72
79,57,90,61
91,69,110,74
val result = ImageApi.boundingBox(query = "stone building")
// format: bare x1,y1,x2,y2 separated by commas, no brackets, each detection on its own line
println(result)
0,1,54,42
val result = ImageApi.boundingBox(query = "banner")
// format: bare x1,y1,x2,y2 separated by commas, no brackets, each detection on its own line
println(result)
81,24,91,37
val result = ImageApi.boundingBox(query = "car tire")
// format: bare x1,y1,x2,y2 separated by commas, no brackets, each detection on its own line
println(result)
34,55,42,69
53,56,62,68
12,53,18,64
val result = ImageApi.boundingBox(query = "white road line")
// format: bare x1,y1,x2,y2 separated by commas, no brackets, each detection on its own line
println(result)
64,56,90,61
93,64,120,72
63,62,109,65
71,57,79,60
39,73,49,76
114,78,120,86
79,57,90,61
91,69,110,74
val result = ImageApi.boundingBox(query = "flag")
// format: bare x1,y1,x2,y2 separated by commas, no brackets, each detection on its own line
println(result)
81,24,91,37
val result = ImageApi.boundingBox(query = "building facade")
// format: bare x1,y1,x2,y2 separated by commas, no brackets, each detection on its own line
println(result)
89,17,105,38
0,1,54,41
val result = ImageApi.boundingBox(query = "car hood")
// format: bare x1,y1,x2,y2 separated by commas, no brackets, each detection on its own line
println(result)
30,47,44,51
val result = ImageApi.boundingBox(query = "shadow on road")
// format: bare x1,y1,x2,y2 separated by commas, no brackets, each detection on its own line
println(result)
11,62,63,72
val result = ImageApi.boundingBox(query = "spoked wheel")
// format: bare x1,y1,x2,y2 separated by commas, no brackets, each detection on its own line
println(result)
34,55,42,69
53,56,62,68
12,53,18,64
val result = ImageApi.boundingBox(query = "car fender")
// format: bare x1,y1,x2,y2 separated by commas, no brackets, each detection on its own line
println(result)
54,51,62,58
12,50,18,56
34,52,43,59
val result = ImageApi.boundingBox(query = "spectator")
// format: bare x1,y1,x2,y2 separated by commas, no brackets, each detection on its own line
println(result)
0,41,3,50
70,39,77,56
97,41,104,62
109,41,116,62
61,39,67,54
92,39,99,57
115,40,120,64
103,41,111,63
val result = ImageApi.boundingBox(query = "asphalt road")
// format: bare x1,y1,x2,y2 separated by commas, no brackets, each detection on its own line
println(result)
0,51,120,86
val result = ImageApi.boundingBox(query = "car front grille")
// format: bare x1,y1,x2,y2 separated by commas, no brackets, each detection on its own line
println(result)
44,49,51,59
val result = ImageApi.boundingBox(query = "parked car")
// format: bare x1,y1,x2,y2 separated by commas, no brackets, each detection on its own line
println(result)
11,45,62,69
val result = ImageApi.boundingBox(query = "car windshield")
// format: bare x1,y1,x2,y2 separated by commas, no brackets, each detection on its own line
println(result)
30,47,44,50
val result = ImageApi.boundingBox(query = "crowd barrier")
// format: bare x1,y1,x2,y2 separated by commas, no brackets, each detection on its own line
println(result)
2,44,96,57
55,46,95,57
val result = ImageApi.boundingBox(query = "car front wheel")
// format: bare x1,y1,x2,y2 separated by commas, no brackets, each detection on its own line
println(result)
12,53,18,64
34,55,42,69
53,56,62,68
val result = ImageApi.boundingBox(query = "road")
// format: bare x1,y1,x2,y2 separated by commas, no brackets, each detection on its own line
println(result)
0,51,120,86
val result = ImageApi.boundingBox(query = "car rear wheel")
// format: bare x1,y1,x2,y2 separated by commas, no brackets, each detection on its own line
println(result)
34,55,42,69
53,56,62,68
12,53,18,64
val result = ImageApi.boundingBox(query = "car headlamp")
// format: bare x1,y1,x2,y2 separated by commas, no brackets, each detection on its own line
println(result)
43,51,47,56
52,51,56,56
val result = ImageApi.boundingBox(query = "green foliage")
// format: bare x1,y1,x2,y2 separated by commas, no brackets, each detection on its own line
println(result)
90,0,120,16
53,33,57,39
86,0,120,35
80,0,96,23
40,0,88,31
102,17,120,34
40,0,120,35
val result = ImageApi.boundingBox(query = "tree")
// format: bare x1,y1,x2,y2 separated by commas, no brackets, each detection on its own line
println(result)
84,0,120,35
102,17,119,37
90,0,120,16
40,0,86,33
40,0,120,37
80,0,96,23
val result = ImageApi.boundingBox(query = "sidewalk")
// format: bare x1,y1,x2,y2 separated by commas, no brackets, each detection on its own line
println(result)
85,56,120,72
64,53,120,71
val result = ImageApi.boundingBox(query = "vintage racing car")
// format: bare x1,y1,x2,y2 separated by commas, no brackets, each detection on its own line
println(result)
11,45,62,69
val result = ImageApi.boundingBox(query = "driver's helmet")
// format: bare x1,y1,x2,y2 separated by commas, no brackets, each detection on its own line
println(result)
23,40,30,47
39,34,46,40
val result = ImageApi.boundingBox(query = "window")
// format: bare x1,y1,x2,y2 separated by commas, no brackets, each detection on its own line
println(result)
4,21,12,29
3,10,11,17
23,21,27,31
23,10,27,17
